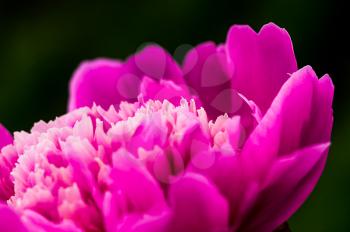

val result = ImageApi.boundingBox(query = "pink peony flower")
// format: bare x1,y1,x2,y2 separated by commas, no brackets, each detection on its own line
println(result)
0,23,333,232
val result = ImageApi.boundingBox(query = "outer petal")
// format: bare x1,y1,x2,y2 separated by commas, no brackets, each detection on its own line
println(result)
242,66,334,178
301,74,334,145
0,127,14,200
168,173,229,232
227,22,297,113
68,45,184,111
238,143,330,232
0,124,12,149
68,59,128,110
0,145,17,200
125,45,183,85
0,204,27,232
183,42,233,119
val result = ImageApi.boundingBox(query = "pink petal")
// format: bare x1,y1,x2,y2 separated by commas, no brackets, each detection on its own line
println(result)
68,59,131,110
0,129,16,201
211,91,261,135
301,74,334,145
111,150,166,213
189,153,244,225
21,210,82,232
227,22,297,113
127,112,168,154
175,122,210,166
104,150,167,231
242,66,334,178
183,42,233,119
168,173,229,232
68,45,184,111
226,116,246,149
209,89,243,115
116,211,171,232
0,124,12,149
239,143,330,232
139,76,192,106
0,145,17,200
125,45,183,85
0,204,27,232
131,213,171,232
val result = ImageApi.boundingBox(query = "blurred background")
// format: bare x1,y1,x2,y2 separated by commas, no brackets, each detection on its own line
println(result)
0,0,349,231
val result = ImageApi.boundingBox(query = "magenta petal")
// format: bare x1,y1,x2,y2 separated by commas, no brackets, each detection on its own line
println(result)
127,112,168,154
211,91,261,136
21,210,82,232
125,45,183,85
0,146,17,201
242,66,334,177
131,212,171,232
116,211,171,232
104,150,167,231
0,204,27,232
68,59,134,110
302,74,334,145
175,122,210,166
189,154,244,224
111,150,166,213
68,45,184,111
227,23,297,113
168,173,229,232
183,42,233,119
0,124,12,149
240,143,330,232
139,76,192,105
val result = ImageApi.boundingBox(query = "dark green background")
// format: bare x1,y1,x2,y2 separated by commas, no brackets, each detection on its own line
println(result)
1,0,349,231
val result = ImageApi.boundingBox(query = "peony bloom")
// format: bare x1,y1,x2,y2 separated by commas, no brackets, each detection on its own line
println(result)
0,23,333,232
